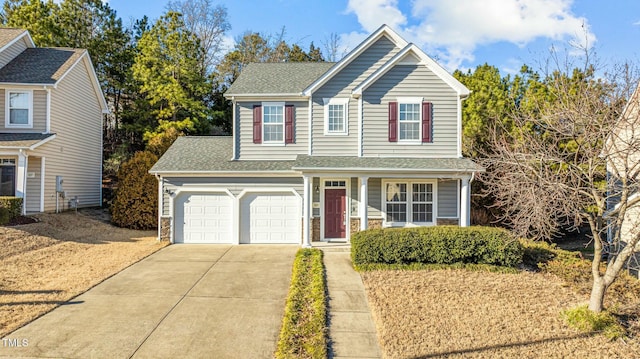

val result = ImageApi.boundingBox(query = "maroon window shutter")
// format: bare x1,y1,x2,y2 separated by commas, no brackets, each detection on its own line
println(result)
388,101,398,142
285,104,294,144
253,105,262,144
422,102,433,143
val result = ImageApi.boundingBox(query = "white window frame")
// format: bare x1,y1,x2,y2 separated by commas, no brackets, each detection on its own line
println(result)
397,97,422,143
323,98,349,136
382,179,436,227
5,90,33,128
262,101,285,145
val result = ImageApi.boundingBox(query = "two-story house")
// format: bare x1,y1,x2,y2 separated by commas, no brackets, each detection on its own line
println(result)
150,25,483,245
0,29,107,214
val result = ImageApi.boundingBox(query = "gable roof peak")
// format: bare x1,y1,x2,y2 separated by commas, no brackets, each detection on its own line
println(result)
302,24,408,96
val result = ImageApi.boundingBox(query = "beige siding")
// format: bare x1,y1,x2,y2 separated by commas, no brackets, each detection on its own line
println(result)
311,36,400,156
362,65,459,157
437,179,459,218
0,37,28,69
36,59,103,211
0,89,47,132
25,156,42,212
237,101,309,160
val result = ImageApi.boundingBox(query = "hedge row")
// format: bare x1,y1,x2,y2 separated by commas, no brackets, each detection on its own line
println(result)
351,226,523,267
0,196,23,224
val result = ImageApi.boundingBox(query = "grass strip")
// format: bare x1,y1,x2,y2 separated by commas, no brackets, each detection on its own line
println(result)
275,248,328,359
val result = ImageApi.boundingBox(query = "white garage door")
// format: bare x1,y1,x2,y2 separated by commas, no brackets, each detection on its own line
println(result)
175,193,233,244
241,192,300,244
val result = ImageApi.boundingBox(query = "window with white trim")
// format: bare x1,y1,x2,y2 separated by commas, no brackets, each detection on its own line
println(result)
262,102,284,143
6,90,32,128
399,102,420,141
323,98,348,135
384,181,434,225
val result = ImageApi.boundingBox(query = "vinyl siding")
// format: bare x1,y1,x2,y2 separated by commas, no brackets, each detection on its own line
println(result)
0,37,28,69
437,180,459,218
36,59,103,211
237,101,308,160
311,36,400,156
0,89,47,132
367,177,383,217
363,65,459,157
350,177,358,216
25,156,42,212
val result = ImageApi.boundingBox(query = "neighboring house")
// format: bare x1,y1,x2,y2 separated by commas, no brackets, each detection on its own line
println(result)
607,81,640,262
150,25,483,245
0,29,107,214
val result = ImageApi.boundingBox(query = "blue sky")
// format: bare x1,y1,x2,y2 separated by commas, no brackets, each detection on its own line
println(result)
108,0,640,74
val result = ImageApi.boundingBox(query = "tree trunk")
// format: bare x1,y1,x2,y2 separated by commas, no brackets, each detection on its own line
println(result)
588,276,606,312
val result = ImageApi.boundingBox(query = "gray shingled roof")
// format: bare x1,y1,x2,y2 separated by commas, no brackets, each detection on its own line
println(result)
225,62,335,95
150,136,297,173
293,155,484,172
0,28,27,49
0,48,85,84
0,133,55,149
151,136,483,174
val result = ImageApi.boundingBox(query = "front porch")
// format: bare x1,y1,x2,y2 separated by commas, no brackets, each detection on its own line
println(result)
299,174,474,247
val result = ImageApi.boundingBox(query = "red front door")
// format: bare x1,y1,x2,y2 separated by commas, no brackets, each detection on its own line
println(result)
325,189,346,238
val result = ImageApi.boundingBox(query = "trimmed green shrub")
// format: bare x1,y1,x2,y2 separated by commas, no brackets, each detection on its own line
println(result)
0,206,10,225
275,249,327,359
0,196,23,219
111,151,158,230
351,226,523,268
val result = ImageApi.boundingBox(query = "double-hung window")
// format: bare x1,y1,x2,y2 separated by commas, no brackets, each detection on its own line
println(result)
262,102,284,144
388,98,432,143
323,98,348,135
399,103,420,141
6,90,32,128
384,181,435,226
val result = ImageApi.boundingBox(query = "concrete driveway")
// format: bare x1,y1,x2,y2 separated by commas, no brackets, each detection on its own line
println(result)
0,244,298,359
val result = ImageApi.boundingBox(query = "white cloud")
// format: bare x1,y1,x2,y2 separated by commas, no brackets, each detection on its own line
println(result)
345,0,407,32
343,0,596,70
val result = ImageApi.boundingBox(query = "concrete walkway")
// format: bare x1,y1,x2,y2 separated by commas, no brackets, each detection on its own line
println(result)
322,248,382,359
0,245,298,359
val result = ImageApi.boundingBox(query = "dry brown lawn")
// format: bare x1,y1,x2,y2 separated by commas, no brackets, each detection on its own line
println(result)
362,269,640,359
0,211,168,337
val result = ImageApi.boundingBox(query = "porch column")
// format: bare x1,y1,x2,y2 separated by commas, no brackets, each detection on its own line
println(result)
302,175,312,248
460,176,470,227
16,151,27,215
359,176,368,230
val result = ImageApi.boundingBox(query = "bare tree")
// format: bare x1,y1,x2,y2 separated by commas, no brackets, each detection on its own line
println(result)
322,32,343,62
167,0,230,74
481,53,640,312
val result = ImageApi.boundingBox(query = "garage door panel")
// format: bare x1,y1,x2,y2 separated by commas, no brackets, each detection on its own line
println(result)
241,192,300,244
176,193,233,244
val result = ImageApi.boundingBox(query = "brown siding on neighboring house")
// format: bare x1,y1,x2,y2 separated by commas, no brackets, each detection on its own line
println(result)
25,156,42,212
0,37,28,69
37,58,103,211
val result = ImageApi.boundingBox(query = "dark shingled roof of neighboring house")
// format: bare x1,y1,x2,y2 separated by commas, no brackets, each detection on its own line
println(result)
0,48,85,84
0,28,27,49
225,62,335,95
150,136,297,173
0,133,55,149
